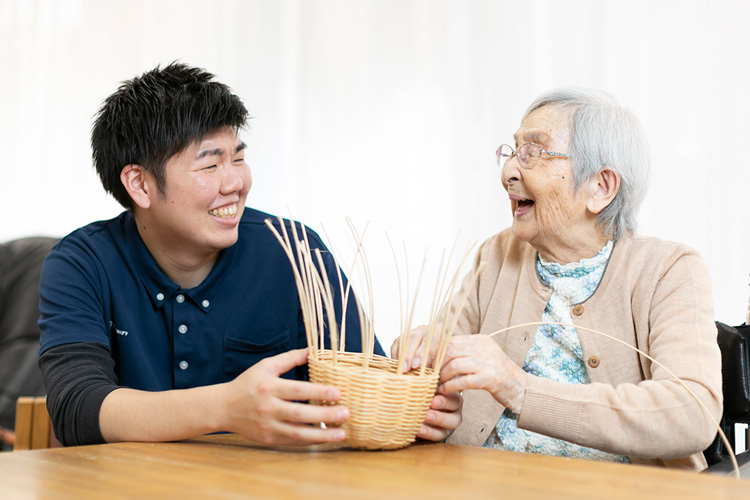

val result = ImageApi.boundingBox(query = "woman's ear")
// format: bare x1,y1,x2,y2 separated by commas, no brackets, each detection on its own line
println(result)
120,165,152,209
586,167,620,214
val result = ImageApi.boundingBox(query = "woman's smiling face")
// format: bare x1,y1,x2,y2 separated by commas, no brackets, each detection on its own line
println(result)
501,106,595,262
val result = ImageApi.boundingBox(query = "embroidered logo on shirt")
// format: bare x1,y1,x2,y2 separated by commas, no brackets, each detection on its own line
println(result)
110,320,129,336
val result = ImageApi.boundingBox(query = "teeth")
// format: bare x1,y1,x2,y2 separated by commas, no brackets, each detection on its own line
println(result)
209,205,237,218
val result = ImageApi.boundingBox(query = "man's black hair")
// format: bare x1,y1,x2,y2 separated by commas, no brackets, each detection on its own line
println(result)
91,62,249,209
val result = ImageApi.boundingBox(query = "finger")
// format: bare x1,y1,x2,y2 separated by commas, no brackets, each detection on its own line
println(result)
438,357,475,384
404,325,424,368
439,373,482,395
278,423,347,445
409,340,425,371
430,392,462,412
275,399,350,426
396,325,427,372
424,407,461,434
416,422,449,442
261,348,311,376
249,421,348,446
415,324,450,370
273,378,342,403
441,337,483,366
390,335,402,359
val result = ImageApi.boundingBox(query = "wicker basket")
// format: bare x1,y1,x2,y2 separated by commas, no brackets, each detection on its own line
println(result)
308,349,439,450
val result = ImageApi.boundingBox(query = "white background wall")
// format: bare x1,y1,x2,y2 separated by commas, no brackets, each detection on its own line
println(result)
2,0,749,353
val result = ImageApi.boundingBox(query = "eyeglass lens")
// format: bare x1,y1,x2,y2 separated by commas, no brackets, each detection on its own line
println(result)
517,144,541,168
496,143,540,169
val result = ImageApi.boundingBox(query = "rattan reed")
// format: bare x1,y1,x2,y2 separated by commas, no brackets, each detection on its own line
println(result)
308,349,439,450
265,216,480,451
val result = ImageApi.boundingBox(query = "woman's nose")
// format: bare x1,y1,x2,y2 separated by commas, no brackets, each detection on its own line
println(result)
501,156,521,186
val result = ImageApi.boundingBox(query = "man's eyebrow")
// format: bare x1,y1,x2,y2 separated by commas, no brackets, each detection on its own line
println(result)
195,148,224,160
195,141,246,160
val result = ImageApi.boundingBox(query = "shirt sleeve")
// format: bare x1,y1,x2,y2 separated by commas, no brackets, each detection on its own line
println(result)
38,342,119,446
38,237,113,354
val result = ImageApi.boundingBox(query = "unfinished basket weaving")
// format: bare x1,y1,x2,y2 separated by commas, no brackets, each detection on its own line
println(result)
266,217,481,450
308,350,438,449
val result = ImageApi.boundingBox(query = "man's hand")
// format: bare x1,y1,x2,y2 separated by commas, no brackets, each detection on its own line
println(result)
416,392,462,442
220,348,350,446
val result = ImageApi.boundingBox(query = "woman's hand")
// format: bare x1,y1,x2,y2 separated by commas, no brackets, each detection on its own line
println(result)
416,392,462,442
438,335,526,414
390,324,443,372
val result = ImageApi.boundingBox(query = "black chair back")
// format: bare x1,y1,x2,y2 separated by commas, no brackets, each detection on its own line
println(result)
703,322,750,466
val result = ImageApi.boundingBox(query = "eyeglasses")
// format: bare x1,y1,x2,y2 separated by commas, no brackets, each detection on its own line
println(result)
496,143,572,170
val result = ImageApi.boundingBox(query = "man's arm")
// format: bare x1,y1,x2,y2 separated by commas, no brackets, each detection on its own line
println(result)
99,348,349,445
42,344,351,446
39,342,118,446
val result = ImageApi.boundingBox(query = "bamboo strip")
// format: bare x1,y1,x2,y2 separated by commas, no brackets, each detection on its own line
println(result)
264,218,316,355
434,262,486,369
320,224,351,351
345,218,376,367
431,243,480,369
398,253,426,375
266,216,474,450
313,248,339,364
385,234,406,363
420,250,449,376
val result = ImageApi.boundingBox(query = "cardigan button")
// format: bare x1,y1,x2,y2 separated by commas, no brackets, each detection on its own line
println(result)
572,304,584,316
588,356,600,368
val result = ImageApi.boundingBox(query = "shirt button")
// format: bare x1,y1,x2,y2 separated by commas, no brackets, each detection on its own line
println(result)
179,360,189,370
156,293,164,301
176,294,185,303
588,356,600,368
572,304,584,316
178,324,188,334
202,299,210,308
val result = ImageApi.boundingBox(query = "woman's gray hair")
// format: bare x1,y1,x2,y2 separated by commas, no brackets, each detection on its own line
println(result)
524,87,650,240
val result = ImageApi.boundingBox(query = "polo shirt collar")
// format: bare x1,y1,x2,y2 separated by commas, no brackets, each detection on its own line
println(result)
122,212,237,312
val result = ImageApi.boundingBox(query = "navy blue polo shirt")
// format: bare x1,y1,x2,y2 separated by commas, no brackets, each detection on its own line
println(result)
39,208,383,391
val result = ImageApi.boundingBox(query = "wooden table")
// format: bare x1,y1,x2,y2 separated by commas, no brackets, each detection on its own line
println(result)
0,434,747,499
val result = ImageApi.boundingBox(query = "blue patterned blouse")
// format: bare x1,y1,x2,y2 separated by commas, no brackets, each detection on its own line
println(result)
484,240,630,463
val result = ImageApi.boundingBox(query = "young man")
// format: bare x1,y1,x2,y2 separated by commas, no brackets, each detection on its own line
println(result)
37,63,383,447
39,63,460,447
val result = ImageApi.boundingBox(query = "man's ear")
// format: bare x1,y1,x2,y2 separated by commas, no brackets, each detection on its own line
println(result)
120,165,152,209
586,167,620,215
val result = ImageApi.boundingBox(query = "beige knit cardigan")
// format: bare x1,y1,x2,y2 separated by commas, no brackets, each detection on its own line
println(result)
445,229,722,471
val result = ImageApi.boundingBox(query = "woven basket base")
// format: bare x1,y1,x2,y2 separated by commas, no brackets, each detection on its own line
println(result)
308,349,439,450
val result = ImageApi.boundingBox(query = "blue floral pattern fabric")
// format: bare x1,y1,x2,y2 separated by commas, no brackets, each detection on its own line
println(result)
484,240,630,463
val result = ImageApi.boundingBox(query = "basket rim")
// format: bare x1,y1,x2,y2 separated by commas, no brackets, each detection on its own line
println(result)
308,349,439,380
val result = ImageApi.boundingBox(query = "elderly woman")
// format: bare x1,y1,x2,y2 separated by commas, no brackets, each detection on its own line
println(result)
397,87,722,470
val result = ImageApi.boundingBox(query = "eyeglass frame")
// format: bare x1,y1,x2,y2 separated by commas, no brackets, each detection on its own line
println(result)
495,143,572,170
